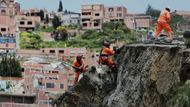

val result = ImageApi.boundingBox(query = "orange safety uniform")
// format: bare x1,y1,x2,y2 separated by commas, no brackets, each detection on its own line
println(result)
154,9,172,39
73,59,86,85
99,47,115,67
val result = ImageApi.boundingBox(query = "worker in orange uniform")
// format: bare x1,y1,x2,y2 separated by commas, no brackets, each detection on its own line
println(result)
154,7,173,42
99,40,117,72
72,55,88,85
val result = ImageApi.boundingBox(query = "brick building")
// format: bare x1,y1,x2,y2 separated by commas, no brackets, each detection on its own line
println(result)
81,4,152,30
0,34,16,51
125,14,152,30
172,10,190,31
0,0,20,34
16,15,41,31
104,6,127,22
81,4,104,30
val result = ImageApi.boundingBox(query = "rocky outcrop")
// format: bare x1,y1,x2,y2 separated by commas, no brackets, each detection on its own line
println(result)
55,44,190,107
54,66,117,107
106,44,183,107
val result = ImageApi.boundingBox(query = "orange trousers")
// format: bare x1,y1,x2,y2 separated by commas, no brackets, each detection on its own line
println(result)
154,21,172,39
73,72,81,85
100,58,114,66
73,68,86,85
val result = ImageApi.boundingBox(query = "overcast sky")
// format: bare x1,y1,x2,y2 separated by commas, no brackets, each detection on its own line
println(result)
17,0,190,13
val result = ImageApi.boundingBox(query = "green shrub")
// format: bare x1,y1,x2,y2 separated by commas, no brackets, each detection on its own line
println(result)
0,55,22,77
167,80,190,107
20,31,43,49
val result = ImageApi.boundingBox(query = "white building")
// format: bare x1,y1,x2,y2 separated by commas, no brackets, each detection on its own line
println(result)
58,11,80,26
48,11,80,26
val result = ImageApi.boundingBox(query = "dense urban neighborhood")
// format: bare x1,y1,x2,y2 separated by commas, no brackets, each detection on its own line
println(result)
1,0,190,107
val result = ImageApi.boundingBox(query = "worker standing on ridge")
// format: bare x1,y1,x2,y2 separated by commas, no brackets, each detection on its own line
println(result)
99,40,117,72
72,55,88,85
154,6,173,42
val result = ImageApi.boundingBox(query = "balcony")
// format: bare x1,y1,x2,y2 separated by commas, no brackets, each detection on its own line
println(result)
81,15,92,19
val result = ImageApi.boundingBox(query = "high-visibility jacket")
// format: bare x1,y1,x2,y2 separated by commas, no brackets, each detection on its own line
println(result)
73,59,85,85
73,60,84,72
99,47,114,65
101,47,114,56
158,9,171,22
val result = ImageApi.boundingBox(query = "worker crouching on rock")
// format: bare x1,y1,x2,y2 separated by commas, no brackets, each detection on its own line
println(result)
72,55,88,85
99,40,117,72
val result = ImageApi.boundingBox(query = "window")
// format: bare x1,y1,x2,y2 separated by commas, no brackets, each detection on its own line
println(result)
82,19,90,22
31,13,35,16
110,19,114,22
68,85,73,90
1,28,6,32
59,50,64,54
28,21,32,25
94,23,99,26
38,78,43,86
108,8,114,12
60,84,64,89
10,0,14,3
20,21,25,25
83,23,87,27
52,71,59,73
94,20,100,26
117,13,122,17
46,83,54,88
49,50,55,53
82,12,91,15
95,13,100,16
119,19,124,22
1,9,6,15
109,13,112,17
21,68,24,72
117,7,122,11
9,10,13,15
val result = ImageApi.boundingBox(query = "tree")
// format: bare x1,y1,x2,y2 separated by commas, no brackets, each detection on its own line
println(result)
170,14,186,32
145,5,161,21
53,26,68,41
20,31,43,49
52,15,62,29
35,21,40,30
39,10,44,21
45,14,49,24
81,29,99,39
0,55,22,77
58,0,63,12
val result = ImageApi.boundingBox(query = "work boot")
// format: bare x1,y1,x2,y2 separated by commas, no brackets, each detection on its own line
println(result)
165,38,173,43
110,64,118,73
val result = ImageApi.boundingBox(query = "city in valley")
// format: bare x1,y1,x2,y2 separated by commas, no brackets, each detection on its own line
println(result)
0,0,190,107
